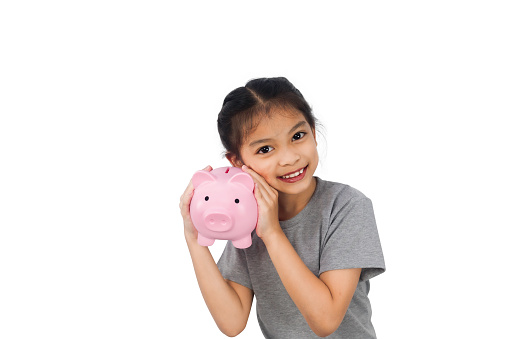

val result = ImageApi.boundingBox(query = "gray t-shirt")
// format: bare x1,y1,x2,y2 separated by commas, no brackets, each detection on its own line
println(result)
217,177,386,338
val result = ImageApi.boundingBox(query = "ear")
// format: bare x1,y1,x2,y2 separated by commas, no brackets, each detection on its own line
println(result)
226,152,244,168
228,172,254,192
191,170,215,188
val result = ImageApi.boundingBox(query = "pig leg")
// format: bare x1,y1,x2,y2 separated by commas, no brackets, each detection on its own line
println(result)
232,235,252,249
197,233,215,247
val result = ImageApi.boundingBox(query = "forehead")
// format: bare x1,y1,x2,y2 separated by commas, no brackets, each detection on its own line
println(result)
244,109,309,144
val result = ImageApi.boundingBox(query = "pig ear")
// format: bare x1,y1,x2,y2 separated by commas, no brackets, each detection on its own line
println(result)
192,170,215,188
228,172,254,192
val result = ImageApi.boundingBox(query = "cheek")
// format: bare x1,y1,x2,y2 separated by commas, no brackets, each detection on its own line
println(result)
251,162,274,180
305,141,319,159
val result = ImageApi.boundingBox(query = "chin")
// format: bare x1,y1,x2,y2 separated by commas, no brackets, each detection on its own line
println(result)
275,175,315,195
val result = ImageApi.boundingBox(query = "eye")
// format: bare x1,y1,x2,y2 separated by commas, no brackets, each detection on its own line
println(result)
235,199,239,204
292,132,306,141
257,145,274,154
205,196,209,201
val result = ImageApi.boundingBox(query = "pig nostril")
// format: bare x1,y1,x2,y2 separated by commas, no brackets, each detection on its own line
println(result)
206,214,231,231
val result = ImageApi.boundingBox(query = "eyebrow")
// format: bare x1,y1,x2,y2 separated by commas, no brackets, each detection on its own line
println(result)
248,120,308,147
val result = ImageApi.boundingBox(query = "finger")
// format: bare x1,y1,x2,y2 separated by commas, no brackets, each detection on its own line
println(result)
255,180,272,203
241,164,262,180
242,166,279,203
253,182,268,208
247,172,271,202
182,179,194,200
242,165,272,190
180,187,194,215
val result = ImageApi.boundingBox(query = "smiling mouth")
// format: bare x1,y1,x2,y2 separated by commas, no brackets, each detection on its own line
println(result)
277,166,308,182
279,167,305,179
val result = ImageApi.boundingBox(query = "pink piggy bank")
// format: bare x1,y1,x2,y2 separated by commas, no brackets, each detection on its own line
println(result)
190,166,258,249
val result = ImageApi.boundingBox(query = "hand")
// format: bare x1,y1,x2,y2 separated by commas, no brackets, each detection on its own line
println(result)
180,165,212,242
241,165,281,240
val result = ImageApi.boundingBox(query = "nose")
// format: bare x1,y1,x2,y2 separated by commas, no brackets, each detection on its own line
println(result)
205,213,232,232
278,147,300,167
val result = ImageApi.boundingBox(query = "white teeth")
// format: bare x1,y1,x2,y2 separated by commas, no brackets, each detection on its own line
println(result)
281,168,304,179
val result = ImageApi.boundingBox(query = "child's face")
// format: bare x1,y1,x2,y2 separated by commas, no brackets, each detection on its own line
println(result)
231,109,319,196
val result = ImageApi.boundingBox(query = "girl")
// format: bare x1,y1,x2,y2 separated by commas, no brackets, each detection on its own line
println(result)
180,77,385,338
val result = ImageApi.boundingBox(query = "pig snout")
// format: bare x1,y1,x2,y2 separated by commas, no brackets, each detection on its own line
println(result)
204,211,233,232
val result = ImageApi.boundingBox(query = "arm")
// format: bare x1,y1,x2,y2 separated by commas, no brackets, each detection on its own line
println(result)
242,165,360,337
263,230,360,337
185,236,254,337
181,166,253,337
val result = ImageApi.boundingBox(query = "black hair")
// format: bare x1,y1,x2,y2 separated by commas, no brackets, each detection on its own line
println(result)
217,77,317,161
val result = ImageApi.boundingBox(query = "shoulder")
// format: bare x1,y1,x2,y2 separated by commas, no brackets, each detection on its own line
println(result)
315,177,370,205
313,177,374,224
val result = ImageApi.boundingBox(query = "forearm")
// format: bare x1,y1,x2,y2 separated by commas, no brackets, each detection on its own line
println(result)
262,228,339,335
185,234,248,335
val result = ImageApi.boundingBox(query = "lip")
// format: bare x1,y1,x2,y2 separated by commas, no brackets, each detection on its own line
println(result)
279,166,307,178
277,166,308,183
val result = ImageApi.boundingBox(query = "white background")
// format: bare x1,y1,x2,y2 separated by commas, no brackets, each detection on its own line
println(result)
1,1,508,338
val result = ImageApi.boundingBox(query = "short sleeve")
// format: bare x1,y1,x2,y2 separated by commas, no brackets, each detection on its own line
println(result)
319,197,386,281
217,241,253,290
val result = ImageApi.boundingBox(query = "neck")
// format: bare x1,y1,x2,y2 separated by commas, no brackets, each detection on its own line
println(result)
278,177,317,221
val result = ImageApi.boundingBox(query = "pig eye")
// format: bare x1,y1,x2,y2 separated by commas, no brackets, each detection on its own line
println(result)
235,199,239,204
205,196,209,201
